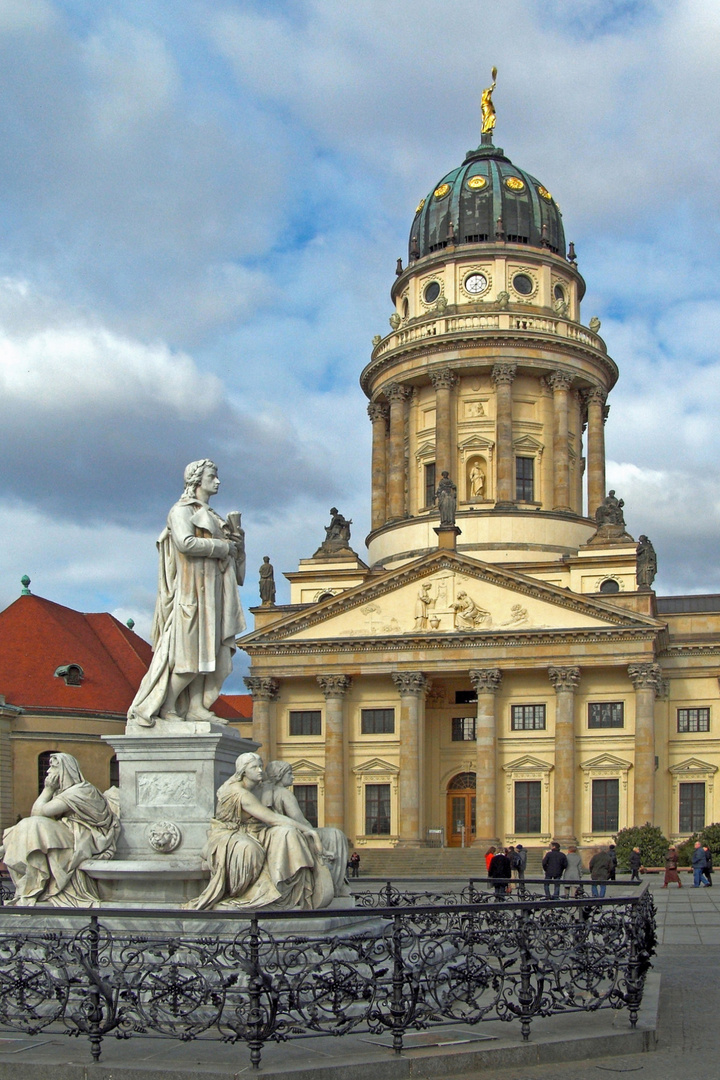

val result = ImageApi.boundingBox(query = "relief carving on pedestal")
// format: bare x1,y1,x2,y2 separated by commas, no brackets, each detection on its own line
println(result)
137,772,197,806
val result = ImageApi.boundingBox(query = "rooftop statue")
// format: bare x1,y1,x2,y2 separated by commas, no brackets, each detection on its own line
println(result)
595,489,626,528
481,66,498,135
315,506,353,556
188,752,334,911
127,459,246,728
435,471,457,526
259,555,276,606
636,534,657,590
0,753,119,906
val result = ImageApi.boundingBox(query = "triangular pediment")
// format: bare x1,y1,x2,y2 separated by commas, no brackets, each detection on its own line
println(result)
352,758,399,777
503,755,554,773
288,758,325,778
581,753,633,771
669,758,718,776
241,549,662,645
459,433,494,451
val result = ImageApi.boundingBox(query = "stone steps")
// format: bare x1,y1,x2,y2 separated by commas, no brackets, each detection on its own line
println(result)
354,847,545,878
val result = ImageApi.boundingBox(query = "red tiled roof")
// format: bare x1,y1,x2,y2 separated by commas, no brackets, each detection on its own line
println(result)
0,594,153,714
216,694,253,720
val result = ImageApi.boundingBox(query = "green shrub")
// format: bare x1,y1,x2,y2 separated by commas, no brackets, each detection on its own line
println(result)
676,824,720,866
613,823,670,871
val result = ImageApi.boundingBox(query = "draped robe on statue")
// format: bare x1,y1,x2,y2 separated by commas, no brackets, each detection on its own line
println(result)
128,497,246,724
2,757,120,907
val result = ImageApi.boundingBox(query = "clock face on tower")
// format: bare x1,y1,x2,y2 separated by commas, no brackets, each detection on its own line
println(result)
464,272,488,295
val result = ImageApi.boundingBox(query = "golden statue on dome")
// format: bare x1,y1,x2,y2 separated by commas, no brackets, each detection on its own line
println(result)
481,66,498,135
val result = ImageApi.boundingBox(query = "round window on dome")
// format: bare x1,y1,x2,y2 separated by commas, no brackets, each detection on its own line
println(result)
415,197,426,214
512,273,534,296
467,175,487,190
553,283,566,302
537,185,553,201
434,183,451,199
505,176,525,192
424,281,441,304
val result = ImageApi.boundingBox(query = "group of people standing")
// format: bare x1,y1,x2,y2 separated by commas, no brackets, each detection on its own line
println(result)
484,840,621,899
663,841,713,888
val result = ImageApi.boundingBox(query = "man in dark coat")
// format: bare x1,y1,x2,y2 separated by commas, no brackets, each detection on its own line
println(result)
542,841,568,899
514,843,528,892
703,845,713,887
589,846,613,897
488,848,512,899
629,846,642,883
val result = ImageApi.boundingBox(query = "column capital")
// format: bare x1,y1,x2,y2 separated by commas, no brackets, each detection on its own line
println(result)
547,369,574,393
491,363,517,386
244,676,279,701
548,666,581,692
582,385,607,407
367,401,389,424
430,367,458,391
469,668,503,694
385,381,410,404
627,663,662,694
317,675,352,698
391,672,428,697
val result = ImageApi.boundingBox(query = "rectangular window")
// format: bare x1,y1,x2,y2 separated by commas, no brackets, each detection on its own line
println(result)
289,710,322,736
592,779,619,833
451,716,476,741
514,780,541,834
455,690,477,704
293,784,318,828
679,782,705,833
588,702,624,729
511,704,546,730
361,708,395,735
516,456,534,501
677,708,710,733
424,463,436,508
365,784,391,835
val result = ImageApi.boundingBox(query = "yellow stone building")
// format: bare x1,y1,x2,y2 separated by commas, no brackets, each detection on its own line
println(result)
241,115,720,855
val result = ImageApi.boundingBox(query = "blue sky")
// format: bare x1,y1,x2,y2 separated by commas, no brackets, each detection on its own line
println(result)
1,0,720,688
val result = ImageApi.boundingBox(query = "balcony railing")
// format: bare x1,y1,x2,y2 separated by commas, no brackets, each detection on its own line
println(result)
0,880,655,1070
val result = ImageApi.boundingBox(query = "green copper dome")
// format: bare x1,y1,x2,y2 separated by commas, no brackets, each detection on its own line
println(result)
409,138,566,262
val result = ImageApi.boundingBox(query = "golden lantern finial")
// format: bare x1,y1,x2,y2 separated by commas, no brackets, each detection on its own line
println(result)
481,66,498,137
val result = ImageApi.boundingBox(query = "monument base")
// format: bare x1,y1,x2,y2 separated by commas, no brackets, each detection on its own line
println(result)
98,722,258,905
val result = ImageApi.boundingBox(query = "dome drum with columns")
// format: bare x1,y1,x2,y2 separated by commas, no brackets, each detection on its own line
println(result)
241,80,720,862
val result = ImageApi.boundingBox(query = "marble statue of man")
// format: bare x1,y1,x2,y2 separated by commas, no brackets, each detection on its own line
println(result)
127,459,246,727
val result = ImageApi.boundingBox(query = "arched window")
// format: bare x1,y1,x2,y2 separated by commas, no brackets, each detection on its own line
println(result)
37,750,54,795
599,578,620,594
109,755,120,788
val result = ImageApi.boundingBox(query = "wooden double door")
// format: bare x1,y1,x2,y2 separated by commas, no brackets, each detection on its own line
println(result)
446,772,477,847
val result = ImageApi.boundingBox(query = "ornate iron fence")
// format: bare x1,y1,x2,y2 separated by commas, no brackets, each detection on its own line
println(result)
0,883,655,1071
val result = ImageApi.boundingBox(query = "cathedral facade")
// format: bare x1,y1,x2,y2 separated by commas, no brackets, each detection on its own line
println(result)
241,115,720,853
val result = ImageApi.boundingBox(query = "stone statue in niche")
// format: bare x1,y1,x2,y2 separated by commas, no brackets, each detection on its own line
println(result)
315,507,353,556
127,459,246,728
414,582,433,630
636,535,657,590
468,460,486,498
435,471,457,526
259,556,276,605
188,752,334,911
0,753,120,906
451,590,491,630
262,760,350,897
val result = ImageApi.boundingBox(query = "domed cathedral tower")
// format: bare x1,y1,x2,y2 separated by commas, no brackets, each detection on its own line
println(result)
364,81,615,570
243,75,720,865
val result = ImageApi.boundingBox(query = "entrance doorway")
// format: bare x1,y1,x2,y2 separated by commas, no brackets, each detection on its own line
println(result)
446,772,477,847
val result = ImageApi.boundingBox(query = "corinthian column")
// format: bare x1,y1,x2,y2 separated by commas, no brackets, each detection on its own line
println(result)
628,663,662,826
391,672,428,846
548,666,580,844
368,401,389,531
385,382,410,520
430,368,458,479
584,386,607,519
317,675,352,830
491,364,516,506
244,676,279,757
548,370,574,511
469,668,502,846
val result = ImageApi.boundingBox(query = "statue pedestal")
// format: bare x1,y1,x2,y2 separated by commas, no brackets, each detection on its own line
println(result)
97,721,258,906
